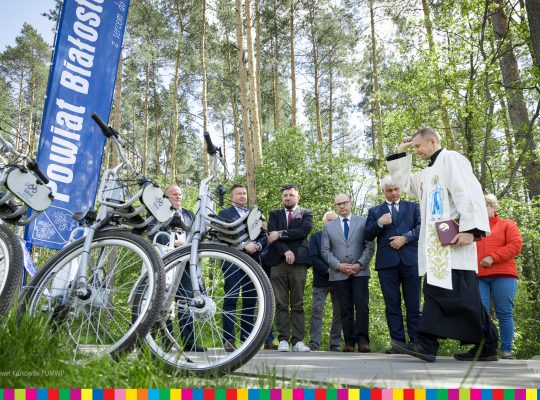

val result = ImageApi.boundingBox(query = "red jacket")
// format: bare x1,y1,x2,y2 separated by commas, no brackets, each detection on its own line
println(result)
477,215,522,278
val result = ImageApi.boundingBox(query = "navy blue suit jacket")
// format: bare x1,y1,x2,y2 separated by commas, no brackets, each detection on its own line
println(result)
364,200,420,269
308,231,331,288
218,205,267,265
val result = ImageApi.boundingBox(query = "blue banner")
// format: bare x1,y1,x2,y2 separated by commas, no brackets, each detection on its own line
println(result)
25,0,130,249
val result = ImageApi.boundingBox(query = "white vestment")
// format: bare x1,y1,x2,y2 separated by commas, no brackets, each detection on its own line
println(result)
386,149,490,289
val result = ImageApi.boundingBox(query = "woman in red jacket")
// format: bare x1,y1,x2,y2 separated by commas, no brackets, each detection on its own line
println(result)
477,194,522,359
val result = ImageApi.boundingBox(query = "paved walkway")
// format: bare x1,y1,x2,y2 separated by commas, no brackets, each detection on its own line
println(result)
238,351,540,388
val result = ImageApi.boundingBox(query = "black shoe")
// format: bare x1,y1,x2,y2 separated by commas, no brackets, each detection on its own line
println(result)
264,341,278,350
391,340,436,362
385,347,400,354
308,342,319,351
184,343,207,352
224,340,236,352
358,343,371,353
453,346,498,361
329,345,342,352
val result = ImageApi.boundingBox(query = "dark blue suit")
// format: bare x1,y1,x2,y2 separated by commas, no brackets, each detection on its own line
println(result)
364,200,421,342
218,206,267,345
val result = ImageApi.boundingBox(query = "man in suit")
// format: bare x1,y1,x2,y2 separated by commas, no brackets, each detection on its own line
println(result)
155,185,205,352
364,176,422,352
218,184,268,352
308,211,342,352
265,184,313,352
322,194,375,352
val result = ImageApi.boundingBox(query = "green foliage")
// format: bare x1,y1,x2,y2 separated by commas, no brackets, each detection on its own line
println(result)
255,127,357,232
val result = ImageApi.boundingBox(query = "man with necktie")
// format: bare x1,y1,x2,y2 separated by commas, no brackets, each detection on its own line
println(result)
264,184,313,352
218,184,268,352
322,194,375,352
364,176,421,353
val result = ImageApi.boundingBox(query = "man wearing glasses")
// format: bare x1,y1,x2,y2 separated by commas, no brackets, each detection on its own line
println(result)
322,194,375,352
264,184,313,352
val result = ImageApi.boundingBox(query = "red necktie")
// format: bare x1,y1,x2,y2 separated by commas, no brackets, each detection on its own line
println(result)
287,210,293,226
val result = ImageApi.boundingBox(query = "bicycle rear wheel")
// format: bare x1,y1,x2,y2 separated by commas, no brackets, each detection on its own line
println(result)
134,243,274,376
19,230,165,361
0,225,24,316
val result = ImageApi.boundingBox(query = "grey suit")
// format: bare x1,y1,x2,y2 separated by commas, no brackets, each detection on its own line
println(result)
322,215,375,348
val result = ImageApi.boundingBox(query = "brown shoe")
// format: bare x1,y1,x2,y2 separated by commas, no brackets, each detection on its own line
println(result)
358,343,371,353
264,341,278,350
342,345,356,352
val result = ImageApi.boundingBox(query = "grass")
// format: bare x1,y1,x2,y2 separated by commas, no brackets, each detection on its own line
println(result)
0,311,345,388
0,311,261,387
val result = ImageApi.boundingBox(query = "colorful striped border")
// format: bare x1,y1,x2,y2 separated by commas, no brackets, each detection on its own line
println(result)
0,390,538,400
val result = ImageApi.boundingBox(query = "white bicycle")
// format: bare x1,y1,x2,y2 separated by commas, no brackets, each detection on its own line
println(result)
19,113,172,361
0,127,53,316
133,132,275,376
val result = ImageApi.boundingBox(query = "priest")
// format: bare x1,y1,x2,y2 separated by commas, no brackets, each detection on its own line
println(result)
386,127,499,362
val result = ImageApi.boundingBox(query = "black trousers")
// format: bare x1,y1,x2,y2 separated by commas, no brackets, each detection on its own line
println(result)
334,276,370,346
415,269,498,355
378,262,421,342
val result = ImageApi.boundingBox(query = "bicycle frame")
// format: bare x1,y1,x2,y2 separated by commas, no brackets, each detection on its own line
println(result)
158,135,263,319
69,114,173,298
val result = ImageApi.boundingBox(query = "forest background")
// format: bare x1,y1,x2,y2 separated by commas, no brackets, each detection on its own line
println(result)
0,0,539,359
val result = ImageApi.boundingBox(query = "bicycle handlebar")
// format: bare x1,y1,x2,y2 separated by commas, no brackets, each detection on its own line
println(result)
91,113,119,139
27,159,49,184
203,131,222,157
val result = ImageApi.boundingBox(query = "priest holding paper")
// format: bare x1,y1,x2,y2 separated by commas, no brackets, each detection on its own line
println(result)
386,128,499,362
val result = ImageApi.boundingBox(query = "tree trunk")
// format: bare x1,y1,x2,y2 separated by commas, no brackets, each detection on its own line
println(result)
27,67,36,154
420,0,455,149
309,8,323,142
15,70,24,151
498,93,516,175
492,0,540,199
328,64,333,148
225,31,241,176
221,118,227,161
201,0,210,175
273,36,280,131
290,0,297,127
235,0,257,202
255,0,263,131
172,0,185,182
370,2,384,165
245,0,262,163
151,61,160,179
273,0,280,130
525,0,540,71
111,50,122,168
143,62,149,176
171,47,181,182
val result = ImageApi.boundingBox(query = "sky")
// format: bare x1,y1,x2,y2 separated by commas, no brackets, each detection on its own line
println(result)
1,0,57,51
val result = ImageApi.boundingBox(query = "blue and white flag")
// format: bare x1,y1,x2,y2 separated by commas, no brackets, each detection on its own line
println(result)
26,0,130,249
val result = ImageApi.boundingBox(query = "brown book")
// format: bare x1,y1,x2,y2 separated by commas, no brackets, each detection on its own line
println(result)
435,219,481,245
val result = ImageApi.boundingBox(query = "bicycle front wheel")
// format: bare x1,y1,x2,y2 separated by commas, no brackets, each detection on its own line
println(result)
134,243,274,376
19,230,165,361
0,225,24,315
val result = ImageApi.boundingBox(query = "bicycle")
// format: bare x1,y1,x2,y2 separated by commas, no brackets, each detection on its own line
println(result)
133,133,275,376
18,113,171,361
0,127,53,316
